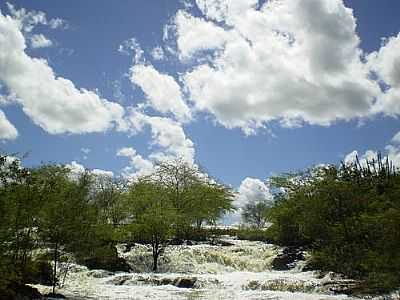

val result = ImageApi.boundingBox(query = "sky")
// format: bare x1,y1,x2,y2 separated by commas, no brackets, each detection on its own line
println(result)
0,0,400,216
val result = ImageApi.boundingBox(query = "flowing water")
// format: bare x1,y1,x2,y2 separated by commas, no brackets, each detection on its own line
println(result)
34,237,399,300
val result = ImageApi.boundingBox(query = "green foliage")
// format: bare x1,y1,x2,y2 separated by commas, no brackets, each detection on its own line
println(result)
236,227,274,242
241,200,270,228
268,157,400,293
0,154,235,285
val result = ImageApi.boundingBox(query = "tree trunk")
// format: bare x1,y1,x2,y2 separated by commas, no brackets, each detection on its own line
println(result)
152,242,159,272
52,241,58,295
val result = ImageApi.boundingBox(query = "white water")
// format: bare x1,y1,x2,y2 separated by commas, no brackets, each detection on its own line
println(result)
34,238,399,300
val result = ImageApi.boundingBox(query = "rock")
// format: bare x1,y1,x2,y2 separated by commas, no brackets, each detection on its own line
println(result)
272,247,304,270
0,283,43,300
123,242,136,253
209,239,235,247
169,238,185,245
43,292,66,299
159,278,174,286
245,280,261,290
87,270,114,278
83,256,131,273
173,277,197,288
320,272,359,295
105,275,132,285
26,260,52,286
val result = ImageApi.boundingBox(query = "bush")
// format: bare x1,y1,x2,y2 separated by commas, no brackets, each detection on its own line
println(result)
268,158,400,293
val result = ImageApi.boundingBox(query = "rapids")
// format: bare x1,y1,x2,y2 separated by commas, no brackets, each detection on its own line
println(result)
34,237,399,300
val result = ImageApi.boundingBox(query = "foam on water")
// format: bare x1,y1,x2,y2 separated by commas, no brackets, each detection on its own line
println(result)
34,238,399,300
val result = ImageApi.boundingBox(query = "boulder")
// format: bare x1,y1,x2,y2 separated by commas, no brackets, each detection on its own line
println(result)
272,247,304,270
83,256,131,273
173,277,197,288
105,275,132,286
0,283,43,300
43,292,66,299
86,270,114,278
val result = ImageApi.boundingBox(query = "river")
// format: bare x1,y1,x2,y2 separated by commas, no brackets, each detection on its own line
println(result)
34,237,399,300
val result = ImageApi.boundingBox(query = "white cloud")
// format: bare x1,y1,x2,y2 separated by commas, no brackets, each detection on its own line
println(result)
81,148,91,155
226,177,273,224
235,177,273,209
118,109,196,179
48,18,67,30
6,2,67,32
0,109,18,140
151,46,165,60
129,110,195,164
368,34,400,116
343,130,400,169
0,90,17,106
92,169,114,177
392,131,400,144
130,64,191,122
167,0,381,134
175,11,229,60
0,10,126,134
344,149,378,167
66,161,113,179
118,38,144,64
30,33,52,48
117,147,154,179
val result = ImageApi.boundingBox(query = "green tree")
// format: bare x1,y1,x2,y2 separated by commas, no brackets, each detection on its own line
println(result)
35,165,94,294
0,154,40,288
91,174,128,227
241,200,270,228
126,179,177,271
149,159,235,237
267,158,400,293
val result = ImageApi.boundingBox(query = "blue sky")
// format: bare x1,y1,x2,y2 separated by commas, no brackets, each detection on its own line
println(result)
1,0,400,208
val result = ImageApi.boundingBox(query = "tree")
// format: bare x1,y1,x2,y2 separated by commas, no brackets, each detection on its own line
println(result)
187,181,235,229
241,200,270,228
35,165,94,294
267,158,400,293
149,159,235,237
0,154,40,287
126,179,177,271
91,174,128,227
125,159,234,270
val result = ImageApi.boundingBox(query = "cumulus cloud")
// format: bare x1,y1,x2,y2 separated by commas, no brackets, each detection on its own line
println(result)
175,11,229,60
0,109,18,140
118,38,144,64
30,33,52,48
151,46,165,60
6,2,67,32
130,64,191,122
91,169,114,177
0,10,126,134
81,148,91,155
343,149,378,167
118,109,196,179
117,147,154,179
167,0,381,134
127,109,195,164
368,34,400,116
343,130,400,169
235,177,273,209
66,161,113,179
226,177,273,224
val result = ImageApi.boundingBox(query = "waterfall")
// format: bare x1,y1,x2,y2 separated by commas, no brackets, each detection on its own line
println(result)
32,237,400,300
118,238,279,274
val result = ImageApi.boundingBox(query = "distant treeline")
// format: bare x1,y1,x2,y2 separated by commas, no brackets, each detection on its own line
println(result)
0,155,235,297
